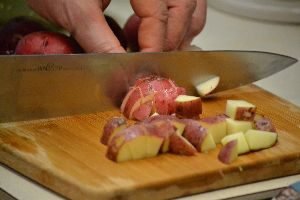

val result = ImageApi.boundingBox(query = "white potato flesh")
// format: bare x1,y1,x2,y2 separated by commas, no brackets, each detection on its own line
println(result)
201,132,217,153
146,136,164,158
116,143,132,162
175,95,200,101
221,132,250,154
245,129,278,150
200,120,227,144
226,100,256,121
226,118,253,134
128,136,148,160
196,76,220,97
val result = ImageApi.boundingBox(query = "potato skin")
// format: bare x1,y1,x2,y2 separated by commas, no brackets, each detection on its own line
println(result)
175,97,202,119
181,119,207,151
235,107,256,121
120,76,186,121
0,17,46,55
218,139,238,164
254,114,276,132
15,31,83,55
101,117,127,145
169,133,197,156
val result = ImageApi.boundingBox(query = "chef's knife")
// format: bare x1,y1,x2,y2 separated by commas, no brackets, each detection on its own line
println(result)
0,51,297,122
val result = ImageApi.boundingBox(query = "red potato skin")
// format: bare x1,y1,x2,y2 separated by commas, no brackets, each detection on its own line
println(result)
101,117,127,145
106,122,168,161
0,17,46,55
106,124,146,161
218,139,238,164
235,107,256,121
181,119,207,151
120,75,186,121
175,97,202,119
200,114,228,124
254,114,276,132
15,31,83,55
169,133,197,156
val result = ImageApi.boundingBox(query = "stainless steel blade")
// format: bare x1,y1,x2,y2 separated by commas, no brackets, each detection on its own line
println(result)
0,51,297,122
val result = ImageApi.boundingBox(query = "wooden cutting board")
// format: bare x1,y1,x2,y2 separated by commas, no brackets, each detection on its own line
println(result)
1,84,300,200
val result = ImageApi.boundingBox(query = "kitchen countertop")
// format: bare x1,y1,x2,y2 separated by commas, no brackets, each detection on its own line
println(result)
1,2,300,200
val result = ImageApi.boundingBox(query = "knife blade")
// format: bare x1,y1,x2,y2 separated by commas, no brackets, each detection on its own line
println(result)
0,51,297,122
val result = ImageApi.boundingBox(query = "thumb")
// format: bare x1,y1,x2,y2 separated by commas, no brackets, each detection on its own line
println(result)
72,12,125,53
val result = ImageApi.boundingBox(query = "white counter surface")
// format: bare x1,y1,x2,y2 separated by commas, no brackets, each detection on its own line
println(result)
1,1,300,200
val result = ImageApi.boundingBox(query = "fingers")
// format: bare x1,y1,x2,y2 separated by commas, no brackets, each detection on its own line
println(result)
130,0,168,52
130,0,206,52
26,0,125,53
179,0,207,50
71,11,125,53
164,0,197,51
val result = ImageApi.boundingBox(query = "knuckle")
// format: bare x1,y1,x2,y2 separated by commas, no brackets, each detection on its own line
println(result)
182,0,197,12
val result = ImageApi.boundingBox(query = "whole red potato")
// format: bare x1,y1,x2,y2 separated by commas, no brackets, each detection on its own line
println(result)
15,31,83,55
0,16,46,55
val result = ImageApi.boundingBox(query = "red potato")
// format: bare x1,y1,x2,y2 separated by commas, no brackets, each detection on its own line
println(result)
0,16,46,55
106,124,164,162
181,119,209,152
120,75,186,121
146,120,175,153
254,114,276,132
101,117,127,145
168,133,197,156
218,139,238,164
146,117,189,153
175,95,202,119
226,100,256,121
199,114,227,144
129,94,155,121
144,114,186,135
15,31,83,55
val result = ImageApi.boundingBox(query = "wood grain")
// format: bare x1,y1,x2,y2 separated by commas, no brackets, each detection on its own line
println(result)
1,84,300,200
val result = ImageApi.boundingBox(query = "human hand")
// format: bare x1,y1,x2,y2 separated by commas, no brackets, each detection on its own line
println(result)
129,0,207,52
26,0,125,53
26,0,206,53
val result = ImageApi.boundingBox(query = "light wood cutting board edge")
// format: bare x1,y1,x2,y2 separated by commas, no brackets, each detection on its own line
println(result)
0,84,300,200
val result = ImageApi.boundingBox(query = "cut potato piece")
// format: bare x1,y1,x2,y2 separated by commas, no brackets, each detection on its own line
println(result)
226,100,256,121
201,132,217,153
218,139,238,164
101,117,127,145
115,142,132,162
146,136,165,158
245,129,278,151
254,114,276,132
221,132,250,154
106,125,164,162
172,121,186,135
200,115,227,144
196,76,220,97
226,118,253,135
181,119,207,152
175,95,202,118
169,133,197,156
